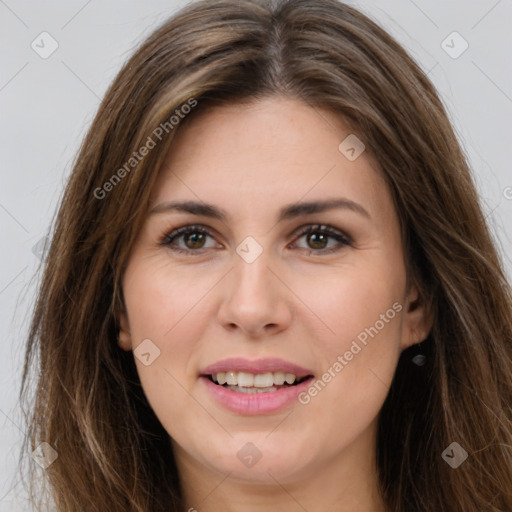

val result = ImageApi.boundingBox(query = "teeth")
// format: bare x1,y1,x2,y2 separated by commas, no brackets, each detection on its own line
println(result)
225,371,237,386
216,372,227,385
212,371,299,387
254,373,274,387
285,373,296,385
226,385,278,394
273,371,286,385
238,372,254,387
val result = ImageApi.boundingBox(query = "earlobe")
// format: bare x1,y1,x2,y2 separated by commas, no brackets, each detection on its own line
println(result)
401,284,434,350
117,310,132,351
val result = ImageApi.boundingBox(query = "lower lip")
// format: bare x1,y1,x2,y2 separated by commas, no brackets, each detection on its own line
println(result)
200,376,315,415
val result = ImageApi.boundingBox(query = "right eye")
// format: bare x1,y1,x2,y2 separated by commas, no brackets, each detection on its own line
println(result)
159,225,222,254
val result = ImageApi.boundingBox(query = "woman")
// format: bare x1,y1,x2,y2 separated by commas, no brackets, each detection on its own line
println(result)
20,0,512,510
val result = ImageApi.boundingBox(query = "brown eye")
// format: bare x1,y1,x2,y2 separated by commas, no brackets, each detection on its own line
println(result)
160,223,351,256
183,231,207,249
160,225,219,254
306,232,329,250
293,224,351,254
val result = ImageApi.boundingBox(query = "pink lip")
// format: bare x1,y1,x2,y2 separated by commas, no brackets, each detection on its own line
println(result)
199,357,315,415
200,357,314,379
200,375,315,415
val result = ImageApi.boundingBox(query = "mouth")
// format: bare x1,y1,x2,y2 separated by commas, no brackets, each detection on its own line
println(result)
203,371,314,394
199,357,316,413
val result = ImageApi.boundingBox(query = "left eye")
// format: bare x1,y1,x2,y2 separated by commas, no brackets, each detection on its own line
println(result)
160,224,351,254
292,224,351,253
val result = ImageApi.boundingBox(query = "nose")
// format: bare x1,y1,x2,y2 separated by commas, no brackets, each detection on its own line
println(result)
216,251,292,338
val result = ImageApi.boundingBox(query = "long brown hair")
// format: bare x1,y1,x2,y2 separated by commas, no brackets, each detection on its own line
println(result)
20,0,512,510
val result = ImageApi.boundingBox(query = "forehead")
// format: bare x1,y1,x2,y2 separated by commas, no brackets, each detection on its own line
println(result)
151,96,392,221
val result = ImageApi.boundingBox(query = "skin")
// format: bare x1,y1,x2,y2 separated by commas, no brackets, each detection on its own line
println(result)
118,96,432,512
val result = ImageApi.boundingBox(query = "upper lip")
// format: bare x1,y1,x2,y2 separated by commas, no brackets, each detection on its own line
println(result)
200,357,314,379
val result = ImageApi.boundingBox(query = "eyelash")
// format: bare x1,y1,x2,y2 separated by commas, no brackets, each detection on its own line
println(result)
159,224,352,255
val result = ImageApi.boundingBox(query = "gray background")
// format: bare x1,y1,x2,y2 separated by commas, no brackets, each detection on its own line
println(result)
1,0,511,509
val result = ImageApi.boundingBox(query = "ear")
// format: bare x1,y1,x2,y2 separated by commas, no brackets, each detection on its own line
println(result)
400,283,434,350
117,306,132,351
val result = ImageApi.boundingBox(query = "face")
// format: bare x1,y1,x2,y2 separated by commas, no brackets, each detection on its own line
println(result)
118,96,431,490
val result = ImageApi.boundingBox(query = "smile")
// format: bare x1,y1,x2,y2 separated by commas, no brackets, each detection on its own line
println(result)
208,371,310,393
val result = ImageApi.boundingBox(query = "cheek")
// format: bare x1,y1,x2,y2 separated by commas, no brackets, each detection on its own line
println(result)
292,265,404,439
300,269,403,434
122,258,220,339
295,260,404,353
121,260,218,432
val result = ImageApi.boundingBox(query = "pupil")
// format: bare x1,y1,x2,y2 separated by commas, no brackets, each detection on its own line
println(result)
186,232,205,249
308,233,327,249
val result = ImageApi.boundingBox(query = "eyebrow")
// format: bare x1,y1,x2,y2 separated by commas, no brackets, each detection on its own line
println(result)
148,198,371,222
